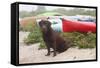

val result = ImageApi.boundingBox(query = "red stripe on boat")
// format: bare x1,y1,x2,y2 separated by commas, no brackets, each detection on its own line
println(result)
62,18,96,33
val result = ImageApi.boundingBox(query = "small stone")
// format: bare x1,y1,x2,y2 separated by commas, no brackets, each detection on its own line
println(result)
73,56,76,59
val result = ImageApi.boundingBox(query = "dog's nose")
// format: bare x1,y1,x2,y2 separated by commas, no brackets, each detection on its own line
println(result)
41,25,47,32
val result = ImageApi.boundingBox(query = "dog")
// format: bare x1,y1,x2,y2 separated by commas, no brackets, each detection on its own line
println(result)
39,19,71,57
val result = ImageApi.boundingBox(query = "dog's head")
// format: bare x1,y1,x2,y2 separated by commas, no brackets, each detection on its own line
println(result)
39,20,51,33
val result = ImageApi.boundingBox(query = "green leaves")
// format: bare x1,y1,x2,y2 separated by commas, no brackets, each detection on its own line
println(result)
24,25,43,44
61,32,96,48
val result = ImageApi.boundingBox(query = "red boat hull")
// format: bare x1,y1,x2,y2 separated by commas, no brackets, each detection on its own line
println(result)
62,18,96,33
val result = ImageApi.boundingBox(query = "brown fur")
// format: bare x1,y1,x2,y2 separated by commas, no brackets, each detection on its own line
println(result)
39,20,71,57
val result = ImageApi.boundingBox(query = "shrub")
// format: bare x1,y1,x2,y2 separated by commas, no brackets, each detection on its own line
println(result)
39,41,46,49
24,25,43,44
61,32,96,48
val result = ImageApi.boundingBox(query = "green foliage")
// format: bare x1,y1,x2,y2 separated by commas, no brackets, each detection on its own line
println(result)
39,41,46,49
24,25,43,44
61,32,96,48
23,24,46,49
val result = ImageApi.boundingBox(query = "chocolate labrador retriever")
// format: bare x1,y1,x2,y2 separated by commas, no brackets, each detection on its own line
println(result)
39,19,71,57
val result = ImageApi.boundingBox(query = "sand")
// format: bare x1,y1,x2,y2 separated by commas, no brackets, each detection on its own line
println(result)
19,31,96,64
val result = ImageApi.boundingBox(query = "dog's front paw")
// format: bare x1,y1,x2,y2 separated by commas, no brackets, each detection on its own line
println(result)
45,53,50,56
53,53,56,57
